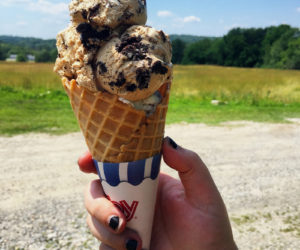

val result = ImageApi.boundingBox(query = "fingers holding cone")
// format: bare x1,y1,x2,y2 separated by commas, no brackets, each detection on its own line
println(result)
162,137,223,208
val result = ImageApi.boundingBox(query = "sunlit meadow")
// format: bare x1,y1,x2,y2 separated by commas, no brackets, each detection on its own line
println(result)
0,62,300,135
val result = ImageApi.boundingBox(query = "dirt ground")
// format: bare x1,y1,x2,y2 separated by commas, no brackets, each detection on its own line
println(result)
0,121,299,249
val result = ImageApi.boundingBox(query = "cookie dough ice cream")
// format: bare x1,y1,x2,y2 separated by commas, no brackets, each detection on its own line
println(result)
54,0,172,162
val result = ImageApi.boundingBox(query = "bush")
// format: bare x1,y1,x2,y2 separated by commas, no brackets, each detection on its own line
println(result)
17,52,27,62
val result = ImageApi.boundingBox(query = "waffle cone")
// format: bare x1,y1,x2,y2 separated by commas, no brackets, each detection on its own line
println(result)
63,78,170,163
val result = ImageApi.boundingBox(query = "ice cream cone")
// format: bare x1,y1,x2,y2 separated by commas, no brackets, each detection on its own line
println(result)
63,77,171,249
62,77,171,163
57,2,172,248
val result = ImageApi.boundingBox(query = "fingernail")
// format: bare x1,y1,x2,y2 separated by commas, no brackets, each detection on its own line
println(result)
168,137,178,149
108,216,119,231
126,239,138,250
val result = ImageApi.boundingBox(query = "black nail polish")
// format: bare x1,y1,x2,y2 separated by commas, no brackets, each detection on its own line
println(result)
126,239,138,250
168,137,178,149
109,216,119,231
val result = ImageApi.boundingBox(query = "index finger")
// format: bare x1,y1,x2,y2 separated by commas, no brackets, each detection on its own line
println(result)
78,151,98,174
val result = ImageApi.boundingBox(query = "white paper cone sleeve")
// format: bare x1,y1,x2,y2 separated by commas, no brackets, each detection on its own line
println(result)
93,154,162,250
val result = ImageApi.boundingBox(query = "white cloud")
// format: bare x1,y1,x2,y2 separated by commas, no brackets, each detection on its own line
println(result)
297,7,300,13
0,0,68,15
183,16,201,23
157,10,173,17
28,0,68,15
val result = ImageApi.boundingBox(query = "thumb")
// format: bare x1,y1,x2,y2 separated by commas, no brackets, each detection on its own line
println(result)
162,137,222,207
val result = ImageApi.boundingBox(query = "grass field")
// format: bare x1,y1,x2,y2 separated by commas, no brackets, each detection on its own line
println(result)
0,62,300,135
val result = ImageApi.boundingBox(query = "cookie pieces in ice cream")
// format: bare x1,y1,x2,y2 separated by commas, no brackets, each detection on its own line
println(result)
54,0,172,101
55,0,148,92
54,25,95,91
94,25,172,101
54,24,106,92
69,0,147,29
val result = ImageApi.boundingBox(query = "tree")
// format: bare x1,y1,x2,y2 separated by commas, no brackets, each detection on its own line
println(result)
242,28,266,67
206,38,225,65
50,48,58,62
17,52,27,62
263,27,299,68
182,39,214,65
282,37,300,69
0,45,5,60
222,28,246,66
35,49,52,62
262,25,294,67
263,25,292,49
172,39,186,64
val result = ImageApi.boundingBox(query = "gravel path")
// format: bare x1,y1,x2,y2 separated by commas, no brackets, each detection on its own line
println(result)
1,121,300,249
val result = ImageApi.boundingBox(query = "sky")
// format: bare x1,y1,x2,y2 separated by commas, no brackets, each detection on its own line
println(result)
0,0,299,39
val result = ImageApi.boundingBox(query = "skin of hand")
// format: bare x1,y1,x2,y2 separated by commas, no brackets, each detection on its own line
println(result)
78,137,238,250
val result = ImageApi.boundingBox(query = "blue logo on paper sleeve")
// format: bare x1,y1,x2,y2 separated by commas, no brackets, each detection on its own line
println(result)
93,154,161,186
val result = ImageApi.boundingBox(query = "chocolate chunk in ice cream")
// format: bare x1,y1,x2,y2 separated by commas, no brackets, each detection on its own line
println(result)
76,23,111,50
136,68,150,90
116,35,149,61
96,61,108,74
151,61,168,74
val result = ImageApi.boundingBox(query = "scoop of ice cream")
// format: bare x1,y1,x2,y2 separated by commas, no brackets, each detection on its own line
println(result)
54,25,92,88
54,22,114,92
54,24,98,91
69,0,147,29
94,25,172,101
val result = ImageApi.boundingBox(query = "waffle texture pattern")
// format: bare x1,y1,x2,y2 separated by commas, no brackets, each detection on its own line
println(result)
63,78,170,163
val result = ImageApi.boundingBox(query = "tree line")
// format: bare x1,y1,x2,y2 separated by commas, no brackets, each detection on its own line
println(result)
0,24,299,69
172,24,300,69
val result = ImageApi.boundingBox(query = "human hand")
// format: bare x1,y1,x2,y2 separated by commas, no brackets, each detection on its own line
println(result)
78,137,237,250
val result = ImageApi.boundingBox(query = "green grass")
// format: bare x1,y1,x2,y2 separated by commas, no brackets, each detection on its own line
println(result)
0,62,300,135
169,65,300,124
167,96,300,124
0,85,78,135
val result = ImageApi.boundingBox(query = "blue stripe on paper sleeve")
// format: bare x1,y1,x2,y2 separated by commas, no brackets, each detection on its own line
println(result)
93,160,102,180
128,159,146,186
94,154,161,186
151,154,161,180
103,163,120,187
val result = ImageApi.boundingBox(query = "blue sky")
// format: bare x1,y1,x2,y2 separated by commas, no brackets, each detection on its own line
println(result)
0,0,299,39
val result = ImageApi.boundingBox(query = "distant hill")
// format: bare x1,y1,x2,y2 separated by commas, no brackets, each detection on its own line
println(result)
169,34,217,43
0,36,56,50
0,35,57,62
